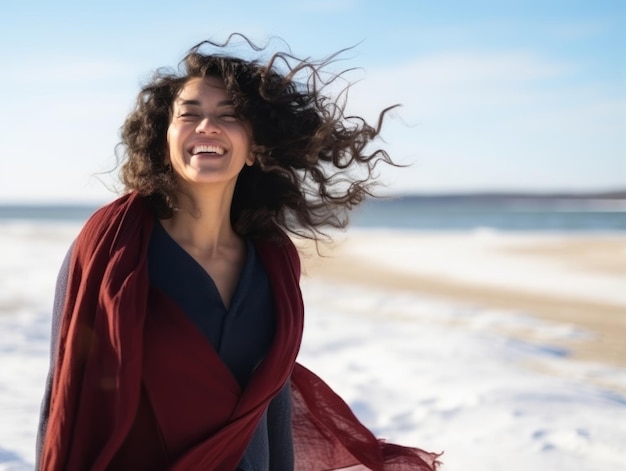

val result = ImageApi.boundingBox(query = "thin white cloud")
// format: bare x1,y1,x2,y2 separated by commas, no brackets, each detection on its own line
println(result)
406,51,573,84
335,49,615,136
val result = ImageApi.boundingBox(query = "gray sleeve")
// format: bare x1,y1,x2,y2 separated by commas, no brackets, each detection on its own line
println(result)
267,379,294,470
35,242,74,468
236,379,294,471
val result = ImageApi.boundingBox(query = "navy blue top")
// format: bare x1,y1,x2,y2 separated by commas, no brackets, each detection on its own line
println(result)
147,221,294,469
148,221,276,388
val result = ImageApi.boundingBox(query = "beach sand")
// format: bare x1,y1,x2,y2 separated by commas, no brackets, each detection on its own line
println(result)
296,231,626,368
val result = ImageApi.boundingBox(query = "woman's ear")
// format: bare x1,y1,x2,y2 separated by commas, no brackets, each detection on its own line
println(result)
164,152,172,172
246,150,255,167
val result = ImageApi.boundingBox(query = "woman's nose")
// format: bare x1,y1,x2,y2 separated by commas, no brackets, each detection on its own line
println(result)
195,115,221,134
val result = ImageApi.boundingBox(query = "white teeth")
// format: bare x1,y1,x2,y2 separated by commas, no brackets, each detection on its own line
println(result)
191,144,225,155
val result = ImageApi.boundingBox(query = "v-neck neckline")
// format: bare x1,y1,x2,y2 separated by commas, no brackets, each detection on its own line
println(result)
154,220,254,312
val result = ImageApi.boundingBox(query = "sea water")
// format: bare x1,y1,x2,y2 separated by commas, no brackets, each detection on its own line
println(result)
350,195,626,232
1,195,625,231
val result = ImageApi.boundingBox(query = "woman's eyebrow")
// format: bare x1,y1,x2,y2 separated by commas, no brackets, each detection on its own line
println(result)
177,99,201,106
176,99,234,107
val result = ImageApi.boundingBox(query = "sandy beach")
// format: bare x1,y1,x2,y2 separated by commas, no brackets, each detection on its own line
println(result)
296,231,626,369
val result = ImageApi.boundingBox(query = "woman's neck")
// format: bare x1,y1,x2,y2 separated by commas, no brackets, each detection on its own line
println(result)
161,183,241,255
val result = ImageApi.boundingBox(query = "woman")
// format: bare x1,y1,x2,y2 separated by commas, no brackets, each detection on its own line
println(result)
37,36,441,470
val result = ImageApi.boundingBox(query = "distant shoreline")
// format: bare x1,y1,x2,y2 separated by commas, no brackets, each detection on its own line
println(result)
389,189,626,200
0,188,625,207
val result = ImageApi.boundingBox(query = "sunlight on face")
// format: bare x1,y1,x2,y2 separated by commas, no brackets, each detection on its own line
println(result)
166,76,254,192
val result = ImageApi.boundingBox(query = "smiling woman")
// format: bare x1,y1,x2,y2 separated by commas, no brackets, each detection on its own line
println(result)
35,35,441,471
117,39,401,240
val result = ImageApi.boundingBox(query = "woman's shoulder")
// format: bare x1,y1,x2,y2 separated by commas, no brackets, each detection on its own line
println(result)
253,232,301,281
85,193,143,223
75,192,153,253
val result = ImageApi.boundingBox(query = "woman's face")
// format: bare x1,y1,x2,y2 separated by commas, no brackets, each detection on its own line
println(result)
166,76,254,191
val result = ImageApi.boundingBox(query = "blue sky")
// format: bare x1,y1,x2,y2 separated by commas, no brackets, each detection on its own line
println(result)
1,0,624,202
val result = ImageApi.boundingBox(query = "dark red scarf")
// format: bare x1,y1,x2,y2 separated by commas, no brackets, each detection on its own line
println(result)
40,193,440,470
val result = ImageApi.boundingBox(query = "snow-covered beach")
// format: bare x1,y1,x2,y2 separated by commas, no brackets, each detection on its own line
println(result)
1,222,625,470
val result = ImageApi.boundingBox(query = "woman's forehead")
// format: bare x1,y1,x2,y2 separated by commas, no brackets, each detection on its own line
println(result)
175,76,230,102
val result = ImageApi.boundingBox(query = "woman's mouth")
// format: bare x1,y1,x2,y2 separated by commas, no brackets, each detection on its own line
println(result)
189,144,226,156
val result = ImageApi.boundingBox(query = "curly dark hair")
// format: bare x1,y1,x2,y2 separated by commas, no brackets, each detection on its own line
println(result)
118,35,398,241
